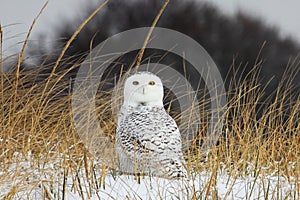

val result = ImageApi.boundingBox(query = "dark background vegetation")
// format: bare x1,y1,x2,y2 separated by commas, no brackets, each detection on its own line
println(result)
20,0,299,115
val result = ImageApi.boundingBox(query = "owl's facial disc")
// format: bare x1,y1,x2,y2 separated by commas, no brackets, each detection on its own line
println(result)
123,72,164,107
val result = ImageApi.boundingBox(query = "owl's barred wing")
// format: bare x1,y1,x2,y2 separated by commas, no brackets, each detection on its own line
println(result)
117,113,183,156
127,135,156,153
116,106,187,178
117,128,162,156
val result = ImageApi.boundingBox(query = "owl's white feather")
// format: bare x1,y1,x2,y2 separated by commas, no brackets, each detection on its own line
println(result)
116,72,187,179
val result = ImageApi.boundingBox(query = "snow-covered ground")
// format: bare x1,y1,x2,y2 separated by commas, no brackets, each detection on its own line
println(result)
0,153,298,199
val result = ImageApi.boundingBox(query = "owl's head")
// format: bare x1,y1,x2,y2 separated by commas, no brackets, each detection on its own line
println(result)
123,72,164,107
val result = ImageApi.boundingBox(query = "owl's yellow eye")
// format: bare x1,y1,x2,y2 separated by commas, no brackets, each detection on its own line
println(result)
148,81,155,85
132,81,139,85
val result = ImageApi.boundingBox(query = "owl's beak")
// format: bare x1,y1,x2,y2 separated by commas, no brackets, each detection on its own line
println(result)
138,86,147,95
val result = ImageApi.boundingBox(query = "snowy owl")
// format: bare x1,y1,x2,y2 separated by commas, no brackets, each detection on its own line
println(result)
116,71,187,179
